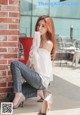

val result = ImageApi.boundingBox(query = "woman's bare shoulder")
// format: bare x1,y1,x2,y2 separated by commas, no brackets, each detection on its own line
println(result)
44,40,53,52
46,40,53,46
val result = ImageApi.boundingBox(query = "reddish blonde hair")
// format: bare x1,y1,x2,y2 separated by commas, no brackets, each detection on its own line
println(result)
35,15,56,51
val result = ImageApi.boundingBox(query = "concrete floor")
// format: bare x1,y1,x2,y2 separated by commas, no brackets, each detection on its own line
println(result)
0,60,80,115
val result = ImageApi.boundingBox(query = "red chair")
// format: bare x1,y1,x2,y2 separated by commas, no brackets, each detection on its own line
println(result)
19,37,33,64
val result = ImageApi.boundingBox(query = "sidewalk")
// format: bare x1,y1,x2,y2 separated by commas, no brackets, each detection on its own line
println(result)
15,108,80,115
1,61,80,115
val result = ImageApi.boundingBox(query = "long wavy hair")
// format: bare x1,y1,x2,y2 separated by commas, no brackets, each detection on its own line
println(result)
35,15,56,48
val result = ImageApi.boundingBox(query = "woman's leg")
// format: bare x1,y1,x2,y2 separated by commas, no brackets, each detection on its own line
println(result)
22,82,37,98
10,60,45,108
10,60,45,93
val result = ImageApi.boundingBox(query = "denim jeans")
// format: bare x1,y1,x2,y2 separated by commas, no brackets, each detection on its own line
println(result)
10,60,45,98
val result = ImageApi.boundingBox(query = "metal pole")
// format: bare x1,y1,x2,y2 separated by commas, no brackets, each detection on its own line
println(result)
30,0,33,36
70,25,73,40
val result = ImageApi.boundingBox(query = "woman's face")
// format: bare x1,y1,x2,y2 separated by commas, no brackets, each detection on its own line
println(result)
37,19,48,36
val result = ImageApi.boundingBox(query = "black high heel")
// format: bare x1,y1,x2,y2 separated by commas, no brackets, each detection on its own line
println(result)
39,113,46,115
37,97,44,102
38,111,46,115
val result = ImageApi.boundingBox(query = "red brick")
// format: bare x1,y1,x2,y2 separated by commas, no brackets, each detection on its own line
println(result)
0,65,8,70
0,18,19,23
8,70,11,76
0,35,7,41
0,48,7,52
1,6,19,11
0,60,7,64
8,48,19,53
9,24,18,29
8,82,13,87
0,12,8,17
0,87,13,93
0,77,6,82
8,60,14,65
1,54,18,58
6,77,13,82
0,42,18,47
0,83,6,87
0,0,8,4
0,71,6,76
7,36,18,41
9,12,20,17
0,24,7,30
0,30,19,35
9,0,19,5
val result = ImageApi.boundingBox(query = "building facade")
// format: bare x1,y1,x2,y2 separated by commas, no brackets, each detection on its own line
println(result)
0,0,20,99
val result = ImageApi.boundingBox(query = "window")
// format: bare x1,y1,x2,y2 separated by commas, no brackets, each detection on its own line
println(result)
60,0,66,1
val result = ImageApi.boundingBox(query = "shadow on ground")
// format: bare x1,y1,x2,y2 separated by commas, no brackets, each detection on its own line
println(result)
50,75,80,110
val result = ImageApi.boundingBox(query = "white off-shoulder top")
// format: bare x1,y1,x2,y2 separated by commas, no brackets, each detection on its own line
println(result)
29,32,53,88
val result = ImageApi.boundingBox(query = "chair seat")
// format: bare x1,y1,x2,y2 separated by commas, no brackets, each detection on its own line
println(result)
19,37,33,64
18,58,26,64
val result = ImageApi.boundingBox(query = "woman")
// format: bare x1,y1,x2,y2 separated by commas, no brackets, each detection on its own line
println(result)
10,15,56,113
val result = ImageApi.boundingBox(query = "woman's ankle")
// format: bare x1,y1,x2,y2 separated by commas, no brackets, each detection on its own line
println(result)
37,90,45,99
15,92,23,96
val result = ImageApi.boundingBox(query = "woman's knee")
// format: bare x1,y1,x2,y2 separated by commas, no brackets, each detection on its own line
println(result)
11,60,19,65
10,60,19,69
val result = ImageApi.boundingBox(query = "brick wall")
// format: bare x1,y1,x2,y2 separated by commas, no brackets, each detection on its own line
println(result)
0,0,20,99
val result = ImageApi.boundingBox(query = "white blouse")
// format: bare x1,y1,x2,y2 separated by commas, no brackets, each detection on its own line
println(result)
29,32,53,88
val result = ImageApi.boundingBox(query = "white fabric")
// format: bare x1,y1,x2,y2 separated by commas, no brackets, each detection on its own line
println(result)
29,31,53,88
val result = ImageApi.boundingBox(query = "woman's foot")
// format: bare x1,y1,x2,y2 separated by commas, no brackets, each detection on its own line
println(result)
37,90,50,102
37,90,45,99
38,100,47,115
44,94,53,110
38,94,53,115
13,93,25,109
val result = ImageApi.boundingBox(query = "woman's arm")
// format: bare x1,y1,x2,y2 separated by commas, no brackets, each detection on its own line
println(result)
28,31,41,68
51,37,56,61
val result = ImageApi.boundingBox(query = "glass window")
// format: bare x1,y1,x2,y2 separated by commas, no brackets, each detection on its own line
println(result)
32,0,49,16
20,16,31,36
20,0,32,15
20,0,80,38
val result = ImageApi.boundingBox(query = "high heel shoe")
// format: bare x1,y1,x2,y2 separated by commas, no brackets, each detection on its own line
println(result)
44,94,53,110
37,90,51,102
38,94,53,115
13,94,25,109
38,112,46,115
37,97,44,102
37,90,45,102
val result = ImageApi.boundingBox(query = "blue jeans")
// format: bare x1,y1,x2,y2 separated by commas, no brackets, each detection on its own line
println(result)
10,60,45,98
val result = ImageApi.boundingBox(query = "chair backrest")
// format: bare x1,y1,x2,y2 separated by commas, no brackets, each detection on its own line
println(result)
19,37,33,64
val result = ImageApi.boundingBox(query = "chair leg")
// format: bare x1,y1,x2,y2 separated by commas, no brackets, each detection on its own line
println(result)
72,53,76,66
